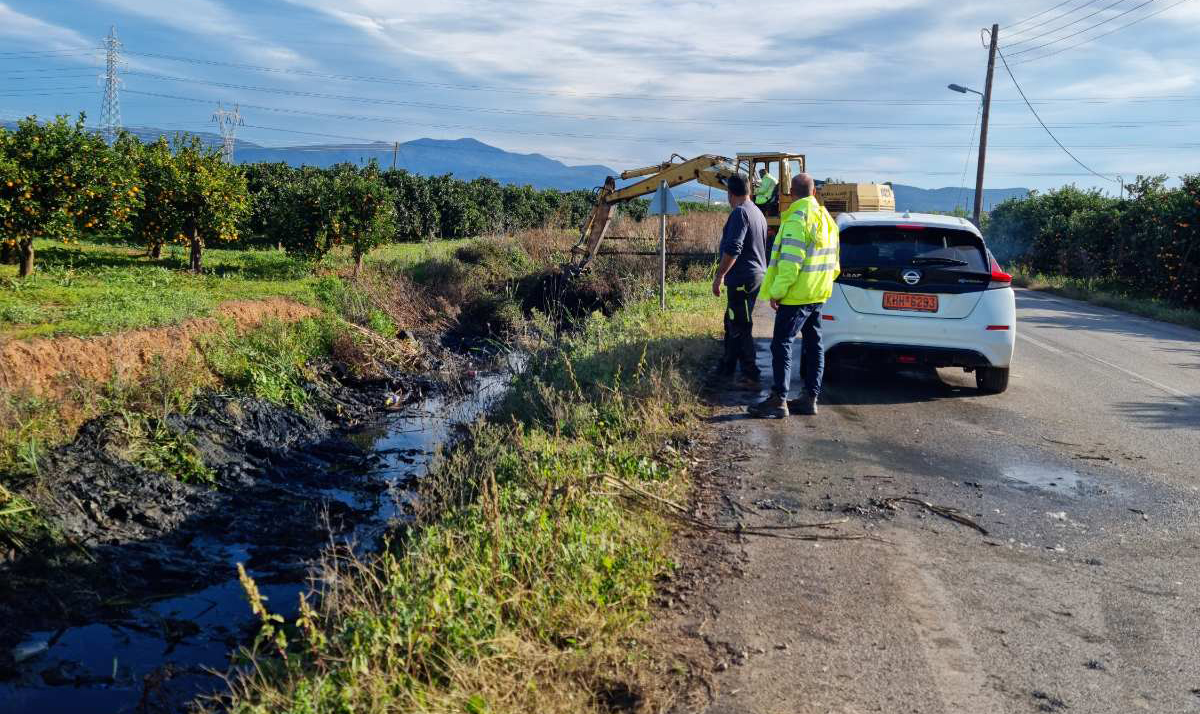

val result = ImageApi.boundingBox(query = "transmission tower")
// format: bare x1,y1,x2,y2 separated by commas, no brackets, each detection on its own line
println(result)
99,26,123,143
211,103,244,163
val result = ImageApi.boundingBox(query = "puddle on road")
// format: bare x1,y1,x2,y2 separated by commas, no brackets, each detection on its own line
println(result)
1000,463,1103,497
0,360,519,714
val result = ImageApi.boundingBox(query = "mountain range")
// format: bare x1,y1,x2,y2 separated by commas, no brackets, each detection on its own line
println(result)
2,121,1028,210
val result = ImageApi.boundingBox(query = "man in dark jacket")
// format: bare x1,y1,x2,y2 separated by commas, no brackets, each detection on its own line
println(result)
711,174,769,385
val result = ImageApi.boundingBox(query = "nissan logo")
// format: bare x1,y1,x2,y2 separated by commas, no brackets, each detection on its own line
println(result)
901,269,922,286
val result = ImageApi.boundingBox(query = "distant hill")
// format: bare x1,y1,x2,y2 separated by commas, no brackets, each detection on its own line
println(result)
2,120,1029,202
889,184,1029,213
237,137,615,191
0,122,613,191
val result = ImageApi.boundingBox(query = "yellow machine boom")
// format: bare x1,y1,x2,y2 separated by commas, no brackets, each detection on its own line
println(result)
571,154,738,269
570,151,894,270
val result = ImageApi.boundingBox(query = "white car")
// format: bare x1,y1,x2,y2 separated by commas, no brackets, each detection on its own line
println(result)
821,211,1016,393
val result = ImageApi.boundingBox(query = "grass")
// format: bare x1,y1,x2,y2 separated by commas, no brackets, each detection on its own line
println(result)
1,230,732,711
0,238,469,340
1011,266,1200,332
221,284,724,714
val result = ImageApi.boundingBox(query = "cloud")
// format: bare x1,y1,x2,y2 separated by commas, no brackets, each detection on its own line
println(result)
0,3,94,49
276,0,933,99
89,0,309,67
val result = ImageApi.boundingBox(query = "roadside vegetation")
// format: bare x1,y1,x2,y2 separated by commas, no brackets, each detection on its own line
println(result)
987,175,1200,327
0,114,736,708
224,281,723,714
1009,267,1200,331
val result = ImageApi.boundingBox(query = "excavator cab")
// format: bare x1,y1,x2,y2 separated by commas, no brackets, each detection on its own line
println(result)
738,152,806,237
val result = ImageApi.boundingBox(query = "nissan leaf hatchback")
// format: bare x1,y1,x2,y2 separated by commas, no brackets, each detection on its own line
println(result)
821,211,1016,393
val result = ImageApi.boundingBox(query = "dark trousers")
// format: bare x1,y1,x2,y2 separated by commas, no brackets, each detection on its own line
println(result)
770,303,824,399
719,278,762,376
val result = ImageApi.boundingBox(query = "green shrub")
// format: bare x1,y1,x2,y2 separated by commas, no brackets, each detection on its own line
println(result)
202,318,332,409
987,175,1200,309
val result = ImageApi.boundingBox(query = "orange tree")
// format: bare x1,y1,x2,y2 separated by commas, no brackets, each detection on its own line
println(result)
267,164,396,273
0,115,141,277
132,136,248,272
329,163,397,274
265,167,336,261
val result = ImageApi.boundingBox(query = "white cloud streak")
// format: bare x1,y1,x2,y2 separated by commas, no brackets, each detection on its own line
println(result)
0,3,94,49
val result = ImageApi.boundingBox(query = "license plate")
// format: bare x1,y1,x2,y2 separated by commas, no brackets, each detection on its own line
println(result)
883,292,938,312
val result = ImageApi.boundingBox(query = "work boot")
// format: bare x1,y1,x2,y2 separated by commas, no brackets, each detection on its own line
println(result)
788,393,818,416
747,393,789,419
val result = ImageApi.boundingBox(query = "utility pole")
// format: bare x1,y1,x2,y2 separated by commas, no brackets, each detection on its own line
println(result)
392,141,399,170
211,103,244,163
100,26,122,144
973,23,999,226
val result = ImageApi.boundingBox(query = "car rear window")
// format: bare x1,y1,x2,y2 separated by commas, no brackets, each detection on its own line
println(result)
840,226,987,271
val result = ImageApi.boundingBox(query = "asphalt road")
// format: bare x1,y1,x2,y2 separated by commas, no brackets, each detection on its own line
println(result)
694,288,1200,714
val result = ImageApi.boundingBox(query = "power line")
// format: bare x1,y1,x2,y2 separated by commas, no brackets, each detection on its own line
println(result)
997,49,1118,183
1004,0,1130,48
1006,0,1159,56
9,44,1186,107
113,48,1191,106
1004,0,1109,38
121,76,1200,129
1010,0,1194,64
956,100,983,212
1005,0,1082,31
0,50,98,61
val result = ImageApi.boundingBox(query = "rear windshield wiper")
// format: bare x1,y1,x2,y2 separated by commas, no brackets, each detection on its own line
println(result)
910,257,969,267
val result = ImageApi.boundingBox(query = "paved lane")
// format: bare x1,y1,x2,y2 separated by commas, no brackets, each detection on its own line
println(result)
693,289,1200,714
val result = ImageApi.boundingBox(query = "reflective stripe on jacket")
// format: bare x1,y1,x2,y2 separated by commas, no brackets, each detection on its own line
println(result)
754,173,777,204
760,196,840,305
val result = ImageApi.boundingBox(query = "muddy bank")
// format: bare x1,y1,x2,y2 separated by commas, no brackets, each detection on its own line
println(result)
0,359,424,637
0,347,523,713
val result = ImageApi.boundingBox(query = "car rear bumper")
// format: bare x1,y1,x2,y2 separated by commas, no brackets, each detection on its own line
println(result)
826,342,993,368
821,287,1016,367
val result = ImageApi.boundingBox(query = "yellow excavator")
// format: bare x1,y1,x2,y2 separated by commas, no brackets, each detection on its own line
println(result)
571,152,894,270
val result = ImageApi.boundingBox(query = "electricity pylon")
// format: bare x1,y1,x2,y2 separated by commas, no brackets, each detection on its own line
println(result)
211,103,244,163
100,26,122,143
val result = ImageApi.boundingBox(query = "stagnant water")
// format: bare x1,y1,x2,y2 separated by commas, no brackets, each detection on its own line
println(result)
0,359,519,714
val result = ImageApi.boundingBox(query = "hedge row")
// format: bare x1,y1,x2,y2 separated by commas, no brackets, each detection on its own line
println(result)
239,163,599,247
986,175,1200,309
4,115,734,276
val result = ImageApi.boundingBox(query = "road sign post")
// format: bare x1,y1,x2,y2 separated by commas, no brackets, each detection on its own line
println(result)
647,180,680,310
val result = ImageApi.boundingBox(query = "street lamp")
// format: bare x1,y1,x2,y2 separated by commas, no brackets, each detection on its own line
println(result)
948,78,993,226
948,83,983,97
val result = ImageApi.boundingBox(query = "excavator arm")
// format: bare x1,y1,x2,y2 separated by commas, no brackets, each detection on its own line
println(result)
571,154,737,270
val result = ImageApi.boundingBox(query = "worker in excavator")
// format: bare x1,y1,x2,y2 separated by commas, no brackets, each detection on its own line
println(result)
754,167,778,207
748,173,840,419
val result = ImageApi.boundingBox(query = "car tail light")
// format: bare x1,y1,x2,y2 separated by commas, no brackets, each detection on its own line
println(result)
897,355,917,364
986,325,1010,331
895,224,926,231
822,314,836,321
988,255,1012,289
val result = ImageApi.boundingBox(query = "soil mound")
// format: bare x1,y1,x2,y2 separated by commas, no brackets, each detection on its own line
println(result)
0,298,319,403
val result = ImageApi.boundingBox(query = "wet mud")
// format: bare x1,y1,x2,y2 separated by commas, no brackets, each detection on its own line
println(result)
0,355,515,714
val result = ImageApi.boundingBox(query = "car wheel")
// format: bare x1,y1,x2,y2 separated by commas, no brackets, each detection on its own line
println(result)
976,366,1009,394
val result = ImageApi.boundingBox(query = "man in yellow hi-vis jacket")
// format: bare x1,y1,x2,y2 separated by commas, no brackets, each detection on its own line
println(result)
748,173,840,418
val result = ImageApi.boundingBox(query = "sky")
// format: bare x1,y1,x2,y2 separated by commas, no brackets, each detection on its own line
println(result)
1,0,1198,194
